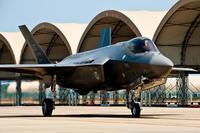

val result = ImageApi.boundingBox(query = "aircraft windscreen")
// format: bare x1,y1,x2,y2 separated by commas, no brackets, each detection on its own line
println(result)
127,38,158,54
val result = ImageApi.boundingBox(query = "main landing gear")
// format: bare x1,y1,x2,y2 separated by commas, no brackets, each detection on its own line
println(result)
42,98,54,116
42,75,56,116
126,90,141,118
130,102,141,118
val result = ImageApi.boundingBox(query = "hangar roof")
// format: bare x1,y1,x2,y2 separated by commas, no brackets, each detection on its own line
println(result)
122,11,166,39
153,0,200,70
20,22,85,64
77,10,142,52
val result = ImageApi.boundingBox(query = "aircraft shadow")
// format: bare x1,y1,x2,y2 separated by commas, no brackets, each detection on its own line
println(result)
0,113,179,119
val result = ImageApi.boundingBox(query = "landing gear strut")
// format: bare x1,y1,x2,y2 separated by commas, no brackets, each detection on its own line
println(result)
126,90,141,118
42,75,56,116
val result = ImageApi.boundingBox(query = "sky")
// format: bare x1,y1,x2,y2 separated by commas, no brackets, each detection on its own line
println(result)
0,0,178,32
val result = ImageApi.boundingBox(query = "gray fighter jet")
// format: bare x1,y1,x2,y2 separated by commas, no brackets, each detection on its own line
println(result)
0,25,196,117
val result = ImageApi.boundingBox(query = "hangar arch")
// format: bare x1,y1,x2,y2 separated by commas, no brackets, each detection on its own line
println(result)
153,0,200,70
0,32,24,79
77,10,142,52
0,33,17,64
20,22,72,64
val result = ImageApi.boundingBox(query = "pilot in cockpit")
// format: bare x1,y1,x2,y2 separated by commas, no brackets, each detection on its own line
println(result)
126,37,158,54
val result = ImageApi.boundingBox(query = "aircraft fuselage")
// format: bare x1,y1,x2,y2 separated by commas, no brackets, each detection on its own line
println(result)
56,37,173,94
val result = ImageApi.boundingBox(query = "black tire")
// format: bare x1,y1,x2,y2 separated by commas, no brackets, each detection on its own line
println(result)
42,98,54,116
131,103,141,118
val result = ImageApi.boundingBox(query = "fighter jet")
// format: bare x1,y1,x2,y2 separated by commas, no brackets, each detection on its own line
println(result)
0,25,196,117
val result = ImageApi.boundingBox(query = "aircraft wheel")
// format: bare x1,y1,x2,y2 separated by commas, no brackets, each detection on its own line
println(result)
131,103,141,118
42,98,54,116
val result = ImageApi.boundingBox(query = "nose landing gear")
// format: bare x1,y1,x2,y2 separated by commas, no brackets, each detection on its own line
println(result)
126,89,141,118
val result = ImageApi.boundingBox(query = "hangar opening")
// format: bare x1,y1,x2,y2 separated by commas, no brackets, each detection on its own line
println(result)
77,10,141,52
20,22,72,64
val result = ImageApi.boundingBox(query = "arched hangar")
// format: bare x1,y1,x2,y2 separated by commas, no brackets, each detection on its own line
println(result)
153,0,200,71
20,22,72,64
0,32,24,79
77,10,142,52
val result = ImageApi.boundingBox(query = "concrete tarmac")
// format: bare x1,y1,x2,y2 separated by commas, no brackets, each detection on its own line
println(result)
0,106,199,133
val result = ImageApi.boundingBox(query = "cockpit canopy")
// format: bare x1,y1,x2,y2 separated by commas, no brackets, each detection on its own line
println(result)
126,37,159,54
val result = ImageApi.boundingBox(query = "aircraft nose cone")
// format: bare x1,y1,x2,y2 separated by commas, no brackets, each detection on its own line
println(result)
150,53,173,67
150,53,173,77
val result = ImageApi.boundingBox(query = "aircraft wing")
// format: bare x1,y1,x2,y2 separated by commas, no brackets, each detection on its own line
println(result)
169,67,198,77
172,67,198,72
0,64,56,75
0,57,110,76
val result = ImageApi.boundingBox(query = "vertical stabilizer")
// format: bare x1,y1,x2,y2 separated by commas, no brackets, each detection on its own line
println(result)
98,27,111,48
19,25,51,64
